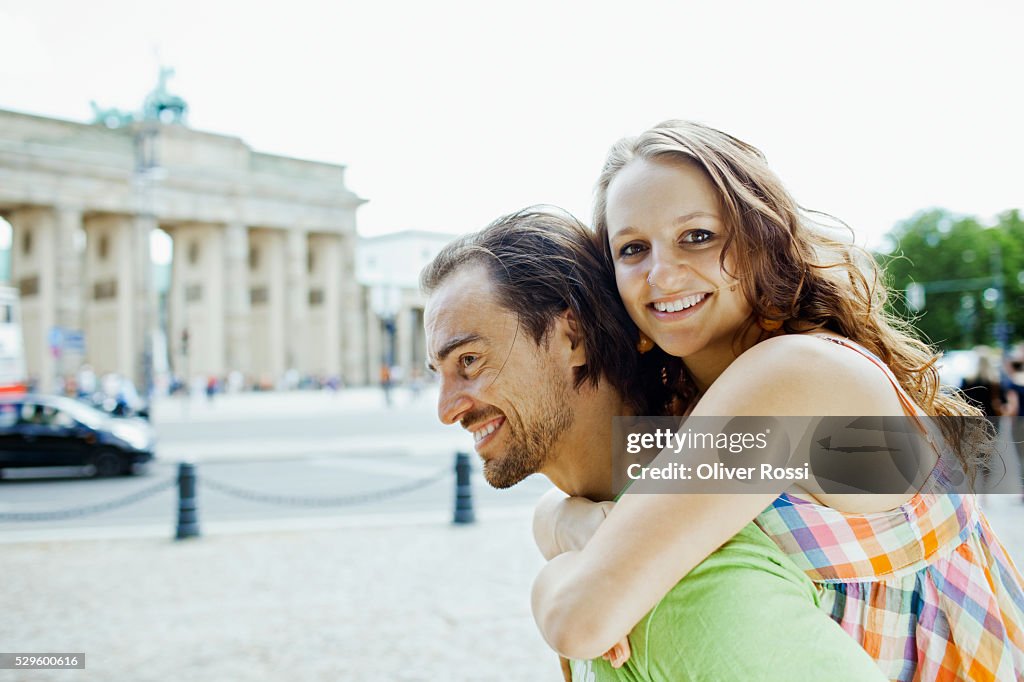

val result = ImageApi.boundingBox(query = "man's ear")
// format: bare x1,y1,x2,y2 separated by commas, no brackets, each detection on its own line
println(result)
556,309,587,370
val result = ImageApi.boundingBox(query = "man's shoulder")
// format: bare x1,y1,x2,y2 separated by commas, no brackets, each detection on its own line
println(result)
626,523,812,671
629,522,886,681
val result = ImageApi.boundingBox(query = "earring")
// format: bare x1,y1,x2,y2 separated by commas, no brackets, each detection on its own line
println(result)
758,306,785,332
637,331,655,354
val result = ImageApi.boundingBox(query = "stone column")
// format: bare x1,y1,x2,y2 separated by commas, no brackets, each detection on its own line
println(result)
80,214,135,380
339,234,367,385
8,207,58,392
54,206,85,332
54,206,86,385
266,230,287,382
223,221,250,376
396,300,413,383
168,224,225,380
318,234,342,379
285,228,309,376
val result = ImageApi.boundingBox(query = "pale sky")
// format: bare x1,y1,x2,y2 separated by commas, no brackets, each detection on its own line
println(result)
1,0,1021,253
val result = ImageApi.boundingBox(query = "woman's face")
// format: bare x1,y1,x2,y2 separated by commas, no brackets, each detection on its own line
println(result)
604,157,753,370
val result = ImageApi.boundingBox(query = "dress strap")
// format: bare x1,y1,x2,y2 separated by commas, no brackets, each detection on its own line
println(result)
813,335,922,418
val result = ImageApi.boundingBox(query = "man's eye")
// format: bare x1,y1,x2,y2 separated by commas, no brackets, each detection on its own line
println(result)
619,242,647,258
681,230,714,245
460,355,478,369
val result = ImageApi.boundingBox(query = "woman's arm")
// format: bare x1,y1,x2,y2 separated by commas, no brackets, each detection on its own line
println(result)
531,492,778,659
531,336,907,659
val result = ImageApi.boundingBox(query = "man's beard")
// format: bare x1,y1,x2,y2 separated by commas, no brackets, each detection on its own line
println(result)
482,375,574,489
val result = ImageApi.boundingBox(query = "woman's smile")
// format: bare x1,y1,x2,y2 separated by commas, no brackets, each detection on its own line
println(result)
647,292,712,320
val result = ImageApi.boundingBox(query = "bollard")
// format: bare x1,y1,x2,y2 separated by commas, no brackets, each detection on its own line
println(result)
175,462,201,540
453,452,476,524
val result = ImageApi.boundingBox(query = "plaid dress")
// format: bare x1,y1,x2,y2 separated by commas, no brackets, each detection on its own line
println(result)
755,338,1024,681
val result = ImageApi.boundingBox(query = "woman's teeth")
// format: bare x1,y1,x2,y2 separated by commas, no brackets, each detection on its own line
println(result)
653,293,707,312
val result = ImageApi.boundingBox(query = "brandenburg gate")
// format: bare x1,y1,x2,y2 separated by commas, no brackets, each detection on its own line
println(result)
0,80,367,392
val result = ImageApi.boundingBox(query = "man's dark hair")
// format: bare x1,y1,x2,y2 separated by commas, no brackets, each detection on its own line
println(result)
421,206,647,413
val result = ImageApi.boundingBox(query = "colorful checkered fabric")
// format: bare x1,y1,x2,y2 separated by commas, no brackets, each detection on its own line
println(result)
754,337,1024,680
757,490,1024,681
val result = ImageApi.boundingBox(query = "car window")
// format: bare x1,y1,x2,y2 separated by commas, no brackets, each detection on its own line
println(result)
14,403,73,429
0,404,17,428
53,410,76,429
19,403,47,425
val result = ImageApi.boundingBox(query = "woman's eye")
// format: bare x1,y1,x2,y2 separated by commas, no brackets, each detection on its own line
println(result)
681,230,714,245
619,242,647,258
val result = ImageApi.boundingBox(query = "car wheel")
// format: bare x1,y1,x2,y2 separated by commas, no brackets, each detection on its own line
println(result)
91,450,123,478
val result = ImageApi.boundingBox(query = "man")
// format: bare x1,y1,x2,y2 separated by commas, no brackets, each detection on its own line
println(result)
422,208,884,681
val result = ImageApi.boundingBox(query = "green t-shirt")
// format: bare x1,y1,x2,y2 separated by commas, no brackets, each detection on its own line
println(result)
569,522,884,682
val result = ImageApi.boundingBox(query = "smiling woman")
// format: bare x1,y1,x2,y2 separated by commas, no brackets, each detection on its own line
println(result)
603,158,754,388
531,120,1024,682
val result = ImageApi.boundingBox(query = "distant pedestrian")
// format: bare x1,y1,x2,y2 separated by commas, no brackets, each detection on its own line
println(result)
205,376,217,402
379,364,392,407
960,351,1012,494
1006,346,1024,500
409,368,424,401
960,352,1010,418
77,364,97,399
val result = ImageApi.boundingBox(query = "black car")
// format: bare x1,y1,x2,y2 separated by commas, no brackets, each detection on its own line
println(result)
0,394,155,477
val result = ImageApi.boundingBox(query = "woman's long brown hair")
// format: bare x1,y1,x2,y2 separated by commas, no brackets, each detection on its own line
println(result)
593,120,989,477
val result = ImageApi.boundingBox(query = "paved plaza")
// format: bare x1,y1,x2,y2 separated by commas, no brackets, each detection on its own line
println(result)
3,496,1022,682
2,513,557,682
3,390,1023,681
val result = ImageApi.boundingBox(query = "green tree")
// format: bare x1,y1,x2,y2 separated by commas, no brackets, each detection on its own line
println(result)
877,209,1024,351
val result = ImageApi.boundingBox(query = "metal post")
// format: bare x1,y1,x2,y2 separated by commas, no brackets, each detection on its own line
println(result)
453,452,475,524
991,244,1011,353
175,461,200,539
133,123,161,399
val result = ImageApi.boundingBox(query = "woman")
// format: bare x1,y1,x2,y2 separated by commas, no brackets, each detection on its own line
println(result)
1007,348,1024,501
960,350,1011,419
531,121,1024,681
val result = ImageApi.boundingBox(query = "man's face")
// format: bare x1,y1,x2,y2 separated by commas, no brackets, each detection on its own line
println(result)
425,263,576,488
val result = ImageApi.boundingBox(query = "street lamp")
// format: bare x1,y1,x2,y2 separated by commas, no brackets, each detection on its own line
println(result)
133,122,165,400
370,283,400,405
989,244,1011,352
371,284,400,369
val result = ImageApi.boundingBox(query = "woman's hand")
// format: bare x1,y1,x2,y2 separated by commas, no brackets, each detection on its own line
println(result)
533,488,615,561
602,637,631,669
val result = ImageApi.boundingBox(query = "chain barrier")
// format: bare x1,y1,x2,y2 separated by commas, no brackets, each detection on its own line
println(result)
1,457,465,524
0,476,177,522
198,464,452,508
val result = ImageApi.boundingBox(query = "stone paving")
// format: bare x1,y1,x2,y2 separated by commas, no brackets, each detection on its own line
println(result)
4,498,1022,682
1,512,557,682
4,391,1023,682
